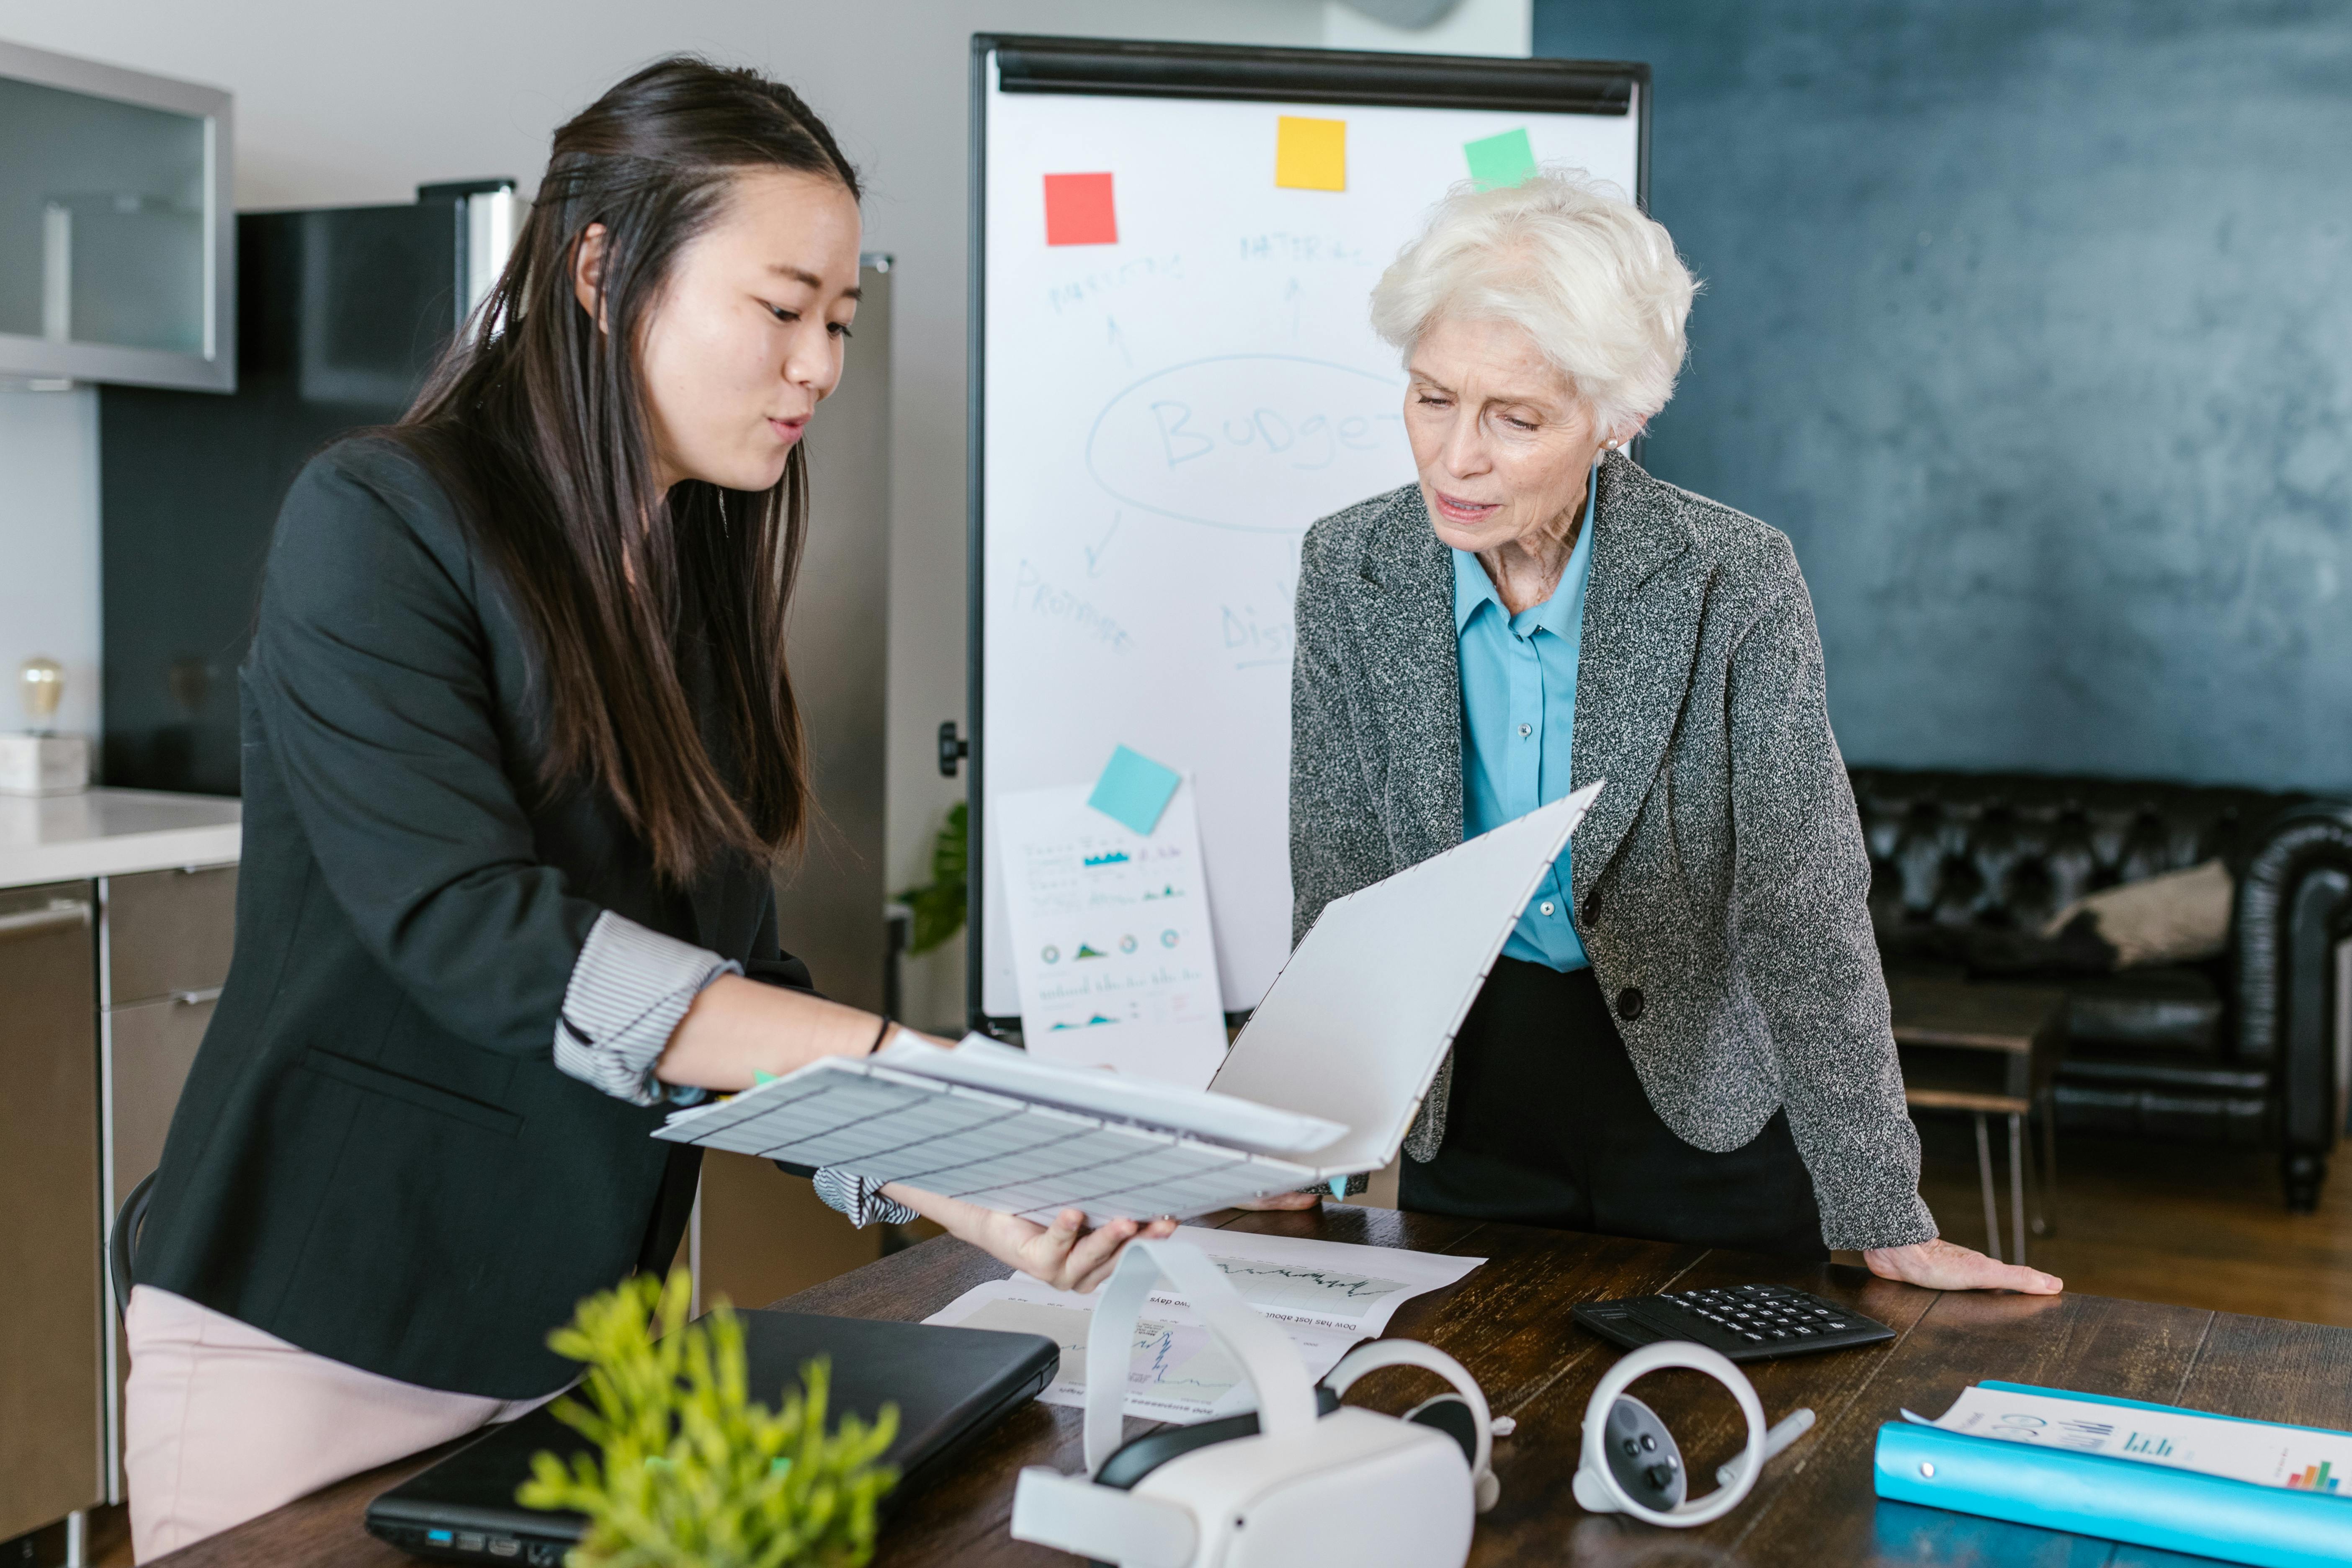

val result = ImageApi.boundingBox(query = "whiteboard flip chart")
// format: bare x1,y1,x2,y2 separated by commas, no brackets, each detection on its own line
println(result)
973,37,1647,1023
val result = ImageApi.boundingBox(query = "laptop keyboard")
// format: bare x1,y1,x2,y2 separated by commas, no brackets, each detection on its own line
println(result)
1572,1283,1896,1362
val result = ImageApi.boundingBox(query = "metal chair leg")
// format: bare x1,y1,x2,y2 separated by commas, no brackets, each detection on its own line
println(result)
2024,1092,2055,1239
2008,1111,2028,1267
2040,1089,2060,1236
1974,1112,2002,1262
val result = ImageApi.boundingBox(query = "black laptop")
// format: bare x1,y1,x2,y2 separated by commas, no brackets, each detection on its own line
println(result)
365,1310,1058,1565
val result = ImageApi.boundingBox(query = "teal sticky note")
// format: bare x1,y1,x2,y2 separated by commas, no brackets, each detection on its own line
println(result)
1464,128,1538,191
1088,745,1181,836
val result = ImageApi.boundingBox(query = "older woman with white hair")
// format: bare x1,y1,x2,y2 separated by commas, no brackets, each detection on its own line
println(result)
1272,171,2055,1293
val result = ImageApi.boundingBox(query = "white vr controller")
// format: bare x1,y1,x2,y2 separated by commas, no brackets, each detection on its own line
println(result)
1571,1339,1816,1527
1010,1239,1502,1568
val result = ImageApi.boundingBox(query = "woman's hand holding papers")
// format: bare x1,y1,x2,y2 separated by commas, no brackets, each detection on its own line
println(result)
1863,1237,2062,1295
882,1188,1177,1293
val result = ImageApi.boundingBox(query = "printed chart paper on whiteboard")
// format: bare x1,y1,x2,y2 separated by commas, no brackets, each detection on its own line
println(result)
975,40,1646,1022
994,779,1228,1087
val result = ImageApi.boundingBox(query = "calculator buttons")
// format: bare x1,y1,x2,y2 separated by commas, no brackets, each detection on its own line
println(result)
1573,1285,1896,1362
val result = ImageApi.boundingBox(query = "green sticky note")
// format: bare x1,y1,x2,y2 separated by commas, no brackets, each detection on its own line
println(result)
1087,745,1182,836
1464,128,1538,191
754,1070,779,1085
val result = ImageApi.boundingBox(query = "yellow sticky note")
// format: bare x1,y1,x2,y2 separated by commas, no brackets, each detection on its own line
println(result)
1275,116,1347,192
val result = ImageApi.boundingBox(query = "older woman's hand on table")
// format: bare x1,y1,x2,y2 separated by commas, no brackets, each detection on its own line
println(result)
1865,1237,2061,1294
1248,1197,2065,1296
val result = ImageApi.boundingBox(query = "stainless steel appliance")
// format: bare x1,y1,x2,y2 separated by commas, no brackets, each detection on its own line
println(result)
98,181,518,793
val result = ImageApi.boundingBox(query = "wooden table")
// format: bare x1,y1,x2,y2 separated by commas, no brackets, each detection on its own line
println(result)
152,1204,2352,1568
1888,974,2069,1266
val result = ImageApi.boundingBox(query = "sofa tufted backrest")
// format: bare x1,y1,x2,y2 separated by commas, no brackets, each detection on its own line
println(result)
1847,768,2302,937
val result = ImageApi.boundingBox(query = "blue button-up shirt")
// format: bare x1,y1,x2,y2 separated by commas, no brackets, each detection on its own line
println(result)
1453,463,1597,971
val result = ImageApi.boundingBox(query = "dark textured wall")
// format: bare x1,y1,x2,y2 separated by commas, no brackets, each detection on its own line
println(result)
1535,0,2352,793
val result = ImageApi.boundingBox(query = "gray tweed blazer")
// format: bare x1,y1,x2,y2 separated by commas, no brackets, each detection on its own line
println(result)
1288,452,1934,1251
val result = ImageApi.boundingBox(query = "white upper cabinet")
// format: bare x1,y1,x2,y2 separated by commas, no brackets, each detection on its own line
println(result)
0,41,233,392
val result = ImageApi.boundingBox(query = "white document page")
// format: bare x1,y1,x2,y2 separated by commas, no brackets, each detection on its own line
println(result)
995,780,1229,1087
1211,783,1601,1172
1150,1225,1485,1338
868,1034,1342,1155
1930,1385,2352,1495
925,1275,1360,1423
925,1232,1480,1422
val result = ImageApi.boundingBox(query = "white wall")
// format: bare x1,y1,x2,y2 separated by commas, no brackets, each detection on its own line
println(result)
0,384,99,739
1322,0,1531,55
0,0,1522,1025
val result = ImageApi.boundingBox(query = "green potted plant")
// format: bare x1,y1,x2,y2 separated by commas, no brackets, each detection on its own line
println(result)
894,803,967,957
520,1269,899,1568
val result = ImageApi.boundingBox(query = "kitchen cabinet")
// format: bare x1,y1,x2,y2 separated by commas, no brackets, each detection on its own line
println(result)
95,865,237,1502
0,881,101,1544
0,851,236,1550
0,40,233,392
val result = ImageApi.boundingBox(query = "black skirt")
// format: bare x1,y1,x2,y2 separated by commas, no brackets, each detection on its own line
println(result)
1399,959,1829,1260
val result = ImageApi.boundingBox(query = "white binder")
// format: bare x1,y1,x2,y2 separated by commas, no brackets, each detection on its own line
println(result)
655,783,1602,1222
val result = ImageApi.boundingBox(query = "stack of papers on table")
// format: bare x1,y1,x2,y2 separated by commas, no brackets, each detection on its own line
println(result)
924,1228,1484,1422
1877,1381,2352,1568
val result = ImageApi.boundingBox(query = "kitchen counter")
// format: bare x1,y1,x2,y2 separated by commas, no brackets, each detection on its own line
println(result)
0,788,242,889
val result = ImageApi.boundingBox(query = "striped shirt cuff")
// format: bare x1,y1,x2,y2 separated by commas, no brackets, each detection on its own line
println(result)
812,1167,919,1228
555,911,739,1107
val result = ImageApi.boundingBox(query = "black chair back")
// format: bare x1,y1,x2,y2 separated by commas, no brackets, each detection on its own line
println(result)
110,1171,158,1322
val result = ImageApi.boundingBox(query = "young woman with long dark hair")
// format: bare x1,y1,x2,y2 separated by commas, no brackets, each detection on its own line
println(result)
121,58,1170,1558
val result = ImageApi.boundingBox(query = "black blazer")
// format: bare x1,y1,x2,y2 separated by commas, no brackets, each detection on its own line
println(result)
135,439,812,1397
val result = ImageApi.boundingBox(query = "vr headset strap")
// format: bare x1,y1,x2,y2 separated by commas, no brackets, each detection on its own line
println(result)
1083,1239,1320,1475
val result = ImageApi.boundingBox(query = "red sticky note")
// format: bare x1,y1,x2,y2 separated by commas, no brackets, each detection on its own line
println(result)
1043,172,1118,246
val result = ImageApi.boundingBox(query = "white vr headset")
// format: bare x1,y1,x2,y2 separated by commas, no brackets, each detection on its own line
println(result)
1010,1240,1502,1568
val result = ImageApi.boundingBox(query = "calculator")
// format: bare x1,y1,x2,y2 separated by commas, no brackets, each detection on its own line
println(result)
1571,1283,1896,1362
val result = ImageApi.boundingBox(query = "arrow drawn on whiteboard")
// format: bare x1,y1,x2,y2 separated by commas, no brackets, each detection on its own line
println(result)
1108,316,1133,368
1085,512,1122,577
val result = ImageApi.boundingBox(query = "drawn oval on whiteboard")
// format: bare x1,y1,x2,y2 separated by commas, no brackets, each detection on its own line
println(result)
1085,355,1411,534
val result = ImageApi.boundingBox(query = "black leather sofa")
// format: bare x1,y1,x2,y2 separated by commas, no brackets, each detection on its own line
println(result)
1850,768,2352,1209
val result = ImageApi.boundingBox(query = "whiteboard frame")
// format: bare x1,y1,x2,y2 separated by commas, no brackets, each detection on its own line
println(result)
966,33,1653,1035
